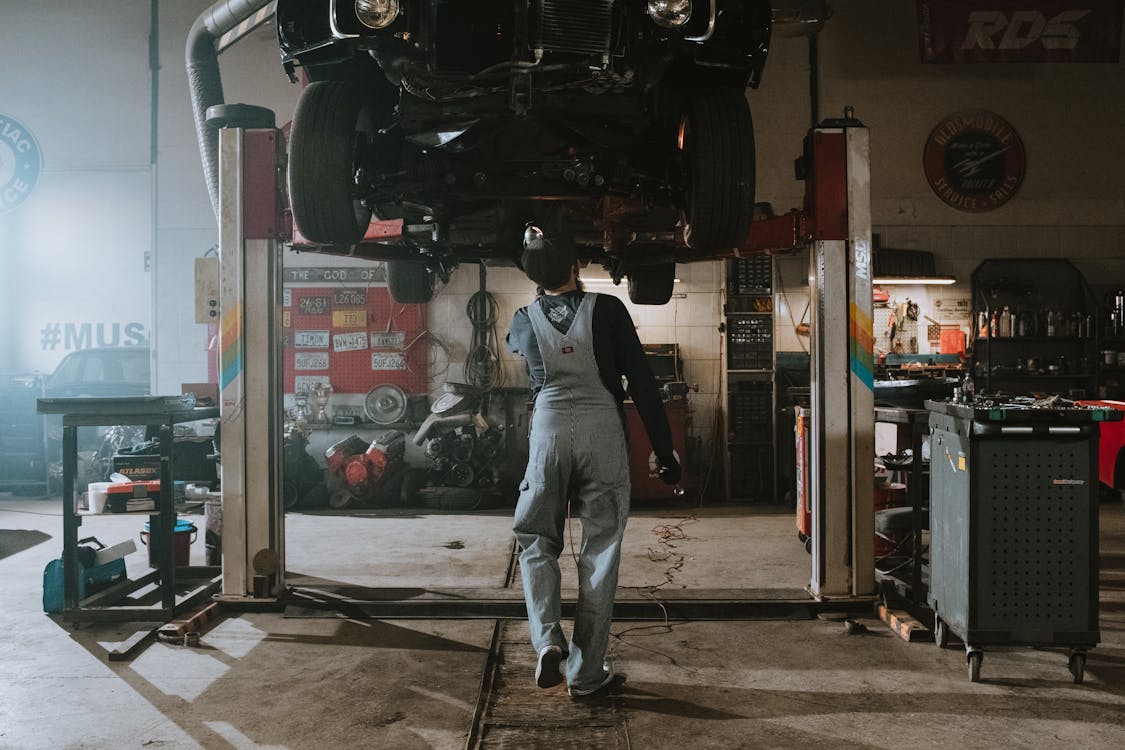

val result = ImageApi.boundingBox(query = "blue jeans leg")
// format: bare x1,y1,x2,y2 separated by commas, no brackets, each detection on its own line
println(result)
513,478,568,655
566,482,629,690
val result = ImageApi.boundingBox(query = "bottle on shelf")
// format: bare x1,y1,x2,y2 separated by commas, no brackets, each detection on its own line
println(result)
990,310,998,338
998,306,1012,337
1046,308,1056,337
978,311,989,338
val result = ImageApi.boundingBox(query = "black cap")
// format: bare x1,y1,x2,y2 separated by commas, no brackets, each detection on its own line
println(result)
520,226,576,290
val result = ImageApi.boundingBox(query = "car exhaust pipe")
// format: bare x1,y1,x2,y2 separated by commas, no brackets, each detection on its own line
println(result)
186,0,274,224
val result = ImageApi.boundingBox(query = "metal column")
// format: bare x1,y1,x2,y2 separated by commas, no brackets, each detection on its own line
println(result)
215,122,286,602
807,124,875,598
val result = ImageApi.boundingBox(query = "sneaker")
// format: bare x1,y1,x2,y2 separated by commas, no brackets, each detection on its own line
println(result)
567,670,625,699
535,645,564,689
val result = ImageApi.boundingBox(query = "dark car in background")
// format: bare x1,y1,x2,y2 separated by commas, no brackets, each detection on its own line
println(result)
43,347,152,490
277,0,772,304
0,348,152,495
44,346,151,400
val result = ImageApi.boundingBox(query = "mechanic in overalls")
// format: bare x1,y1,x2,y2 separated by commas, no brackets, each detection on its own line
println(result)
506,227,681,697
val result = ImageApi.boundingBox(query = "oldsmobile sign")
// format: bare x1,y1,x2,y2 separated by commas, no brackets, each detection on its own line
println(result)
0,114,42,214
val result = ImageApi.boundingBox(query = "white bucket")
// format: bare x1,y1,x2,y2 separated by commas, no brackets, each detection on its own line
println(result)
87,482,112,514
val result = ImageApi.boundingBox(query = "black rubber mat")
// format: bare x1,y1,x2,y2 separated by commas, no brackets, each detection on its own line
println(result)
474,621,629,749
0,529,51,561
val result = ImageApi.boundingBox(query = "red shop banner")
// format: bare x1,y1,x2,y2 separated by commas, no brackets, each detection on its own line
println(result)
917,0,1123,63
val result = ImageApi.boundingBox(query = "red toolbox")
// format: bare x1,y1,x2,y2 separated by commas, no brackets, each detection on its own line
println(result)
106,481,161,513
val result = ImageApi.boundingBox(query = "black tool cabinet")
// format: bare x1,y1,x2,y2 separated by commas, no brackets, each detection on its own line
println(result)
925,399,1120,683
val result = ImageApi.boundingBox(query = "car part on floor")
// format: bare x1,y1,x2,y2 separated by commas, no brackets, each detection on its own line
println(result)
324,432,406,508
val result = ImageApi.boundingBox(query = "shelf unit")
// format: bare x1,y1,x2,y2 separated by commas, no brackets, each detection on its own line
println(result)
1099,334,1125,399
0,374,48,494
971,259,1099,399
723,256,776,503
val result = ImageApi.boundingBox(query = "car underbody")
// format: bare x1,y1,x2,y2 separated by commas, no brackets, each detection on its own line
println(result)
278,0,772,302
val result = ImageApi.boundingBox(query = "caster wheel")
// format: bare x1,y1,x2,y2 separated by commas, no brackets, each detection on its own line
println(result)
967,650,983,682
934,617,950,648
1069,651,1087,684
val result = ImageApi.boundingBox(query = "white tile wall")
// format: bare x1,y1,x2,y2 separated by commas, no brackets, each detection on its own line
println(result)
450,262,729,470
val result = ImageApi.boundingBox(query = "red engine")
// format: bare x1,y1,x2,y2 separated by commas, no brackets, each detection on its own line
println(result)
324,432,405,508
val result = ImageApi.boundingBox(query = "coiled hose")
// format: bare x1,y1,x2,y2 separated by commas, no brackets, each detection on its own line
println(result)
464,285,505,391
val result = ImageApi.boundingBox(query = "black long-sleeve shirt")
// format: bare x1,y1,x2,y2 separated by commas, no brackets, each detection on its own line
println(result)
505,291,676,463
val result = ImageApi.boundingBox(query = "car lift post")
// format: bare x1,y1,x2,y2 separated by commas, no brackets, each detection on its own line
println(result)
806,121,875,599
743,113,875,599
211,107,287,603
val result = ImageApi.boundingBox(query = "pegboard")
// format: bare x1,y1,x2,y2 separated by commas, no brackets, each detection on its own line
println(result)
874,304,920,354
282,286,428,395
975,440,1091,635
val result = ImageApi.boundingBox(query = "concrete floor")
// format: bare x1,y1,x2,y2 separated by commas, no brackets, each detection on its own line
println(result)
1,495,1124,749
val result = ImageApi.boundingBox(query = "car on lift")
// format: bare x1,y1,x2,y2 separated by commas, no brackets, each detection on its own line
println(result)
276,0,772,304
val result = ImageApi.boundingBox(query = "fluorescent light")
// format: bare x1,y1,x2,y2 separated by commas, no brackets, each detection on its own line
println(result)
582,277,682,285
873,276,956,285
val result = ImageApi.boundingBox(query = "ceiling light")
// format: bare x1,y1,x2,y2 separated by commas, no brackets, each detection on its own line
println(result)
582,277,681,285
873,276,956,285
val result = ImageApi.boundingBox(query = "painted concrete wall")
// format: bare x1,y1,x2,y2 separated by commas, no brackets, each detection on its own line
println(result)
0,1,155,375
153,1,302,393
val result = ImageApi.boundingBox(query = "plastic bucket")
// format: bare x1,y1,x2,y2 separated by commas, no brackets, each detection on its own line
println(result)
140,518,197,567
87,482,112,514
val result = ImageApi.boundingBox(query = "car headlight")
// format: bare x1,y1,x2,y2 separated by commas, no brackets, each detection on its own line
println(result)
647,0,692,28
355,0,400,30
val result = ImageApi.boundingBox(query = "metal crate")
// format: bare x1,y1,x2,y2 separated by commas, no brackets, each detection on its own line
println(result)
728,444,773,502
925,399,1117,683
728,256,772,296
726,315,772,371
729,382,773,442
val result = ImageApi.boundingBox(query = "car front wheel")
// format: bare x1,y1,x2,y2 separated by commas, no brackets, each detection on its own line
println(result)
681,89,756,251
288,81,374,245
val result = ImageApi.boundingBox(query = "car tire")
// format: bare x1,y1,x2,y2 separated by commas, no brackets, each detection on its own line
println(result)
288,81,374,245
627,263,676,305
682,88,756,251
387,261,436,304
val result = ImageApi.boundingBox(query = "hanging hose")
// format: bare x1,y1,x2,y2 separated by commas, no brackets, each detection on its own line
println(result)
464,265,506,391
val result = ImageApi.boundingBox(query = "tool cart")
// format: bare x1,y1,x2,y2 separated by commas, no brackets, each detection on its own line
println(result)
925,398,1120,683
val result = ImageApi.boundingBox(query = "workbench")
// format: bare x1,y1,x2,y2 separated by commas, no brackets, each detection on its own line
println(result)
37,396,221,622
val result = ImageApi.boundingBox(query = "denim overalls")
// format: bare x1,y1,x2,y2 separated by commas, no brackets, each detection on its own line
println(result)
513,291,631,692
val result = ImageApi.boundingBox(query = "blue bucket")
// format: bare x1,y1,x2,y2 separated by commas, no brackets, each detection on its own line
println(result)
140,518,197,567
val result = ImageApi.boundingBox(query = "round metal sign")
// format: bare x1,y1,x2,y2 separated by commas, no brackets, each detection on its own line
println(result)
0,114,43,215
923,110,1026,213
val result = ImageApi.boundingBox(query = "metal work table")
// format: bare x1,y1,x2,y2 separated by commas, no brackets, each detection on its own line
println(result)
874,406,929,601
37,396,220,622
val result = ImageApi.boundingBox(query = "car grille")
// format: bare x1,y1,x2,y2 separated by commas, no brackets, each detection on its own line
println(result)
536,0,614,56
